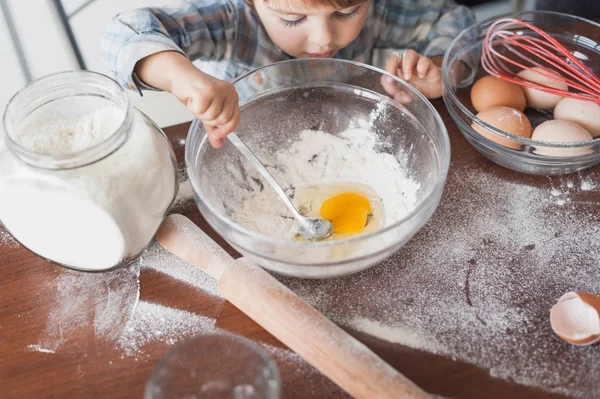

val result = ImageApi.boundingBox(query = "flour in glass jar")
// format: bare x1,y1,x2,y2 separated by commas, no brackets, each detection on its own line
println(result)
0,106,176,270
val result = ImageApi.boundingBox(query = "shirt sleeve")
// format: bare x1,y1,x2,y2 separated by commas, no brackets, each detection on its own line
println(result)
374,0,475,57
101,0,241,93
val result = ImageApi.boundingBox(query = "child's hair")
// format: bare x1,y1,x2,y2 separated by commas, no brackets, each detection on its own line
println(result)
246,0,366,8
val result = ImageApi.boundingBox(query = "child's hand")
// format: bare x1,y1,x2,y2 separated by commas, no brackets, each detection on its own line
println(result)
384,50,443,100
135,51,239,148
170,69,239,148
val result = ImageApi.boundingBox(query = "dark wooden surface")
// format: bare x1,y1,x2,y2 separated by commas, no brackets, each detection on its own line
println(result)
0,98,596,399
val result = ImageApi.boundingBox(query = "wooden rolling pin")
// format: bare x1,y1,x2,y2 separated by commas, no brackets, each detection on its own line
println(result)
157,214,430,399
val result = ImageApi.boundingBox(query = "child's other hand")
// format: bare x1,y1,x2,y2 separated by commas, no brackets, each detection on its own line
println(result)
171,68,239,148
384,50,443,100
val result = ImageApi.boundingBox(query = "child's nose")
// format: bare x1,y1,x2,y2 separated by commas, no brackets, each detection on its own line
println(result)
310,22,334,47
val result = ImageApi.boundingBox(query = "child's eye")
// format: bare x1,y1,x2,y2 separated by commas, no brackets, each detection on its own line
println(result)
278,17,306,28
335,6,361,20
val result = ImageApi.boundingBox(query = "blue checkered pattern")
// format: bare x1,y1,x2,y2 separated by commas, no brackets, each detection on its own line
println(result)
101,0,475,92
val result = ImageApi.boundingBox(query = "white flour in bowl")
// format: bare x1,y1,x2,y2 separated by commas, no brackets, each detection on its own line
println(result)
0,107,177,270
230,127,421,239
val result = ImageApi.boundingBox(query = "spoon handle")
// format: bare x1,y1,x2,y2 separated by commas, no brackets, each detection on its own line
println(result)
227,133,302,220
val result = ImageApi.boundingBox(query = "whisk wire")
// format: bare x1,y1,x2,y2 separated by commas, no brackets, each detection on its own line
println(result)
497,37,597,95
482,17,600,105
489,30,592,89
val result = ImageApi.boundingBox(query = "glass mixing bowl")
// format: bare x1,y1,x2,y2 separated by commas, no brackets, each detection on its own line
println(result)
186,59,449,278
443,11,600,175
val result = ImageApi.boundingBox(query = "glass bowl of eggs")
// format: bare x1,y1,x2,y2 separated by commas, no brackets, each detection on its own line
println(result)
186,59,450,278
442,11,600,175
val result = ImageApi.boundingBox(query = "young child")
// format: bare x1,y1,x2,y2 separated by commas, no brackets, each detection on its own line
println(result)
102,0,474,148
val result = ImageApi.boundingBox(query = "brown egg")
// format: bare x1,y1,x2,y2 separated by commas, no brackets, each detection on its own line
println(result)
517,67,567,110
553,97,600,138
471,75,526,112
531,120,593,157
472,106,532,149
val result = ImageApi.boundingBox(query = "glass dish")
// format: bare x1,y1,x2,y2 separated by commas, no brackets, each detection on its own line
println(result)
442,11,600,175
145,332,281,399
0,71,178,271
186,59,449,278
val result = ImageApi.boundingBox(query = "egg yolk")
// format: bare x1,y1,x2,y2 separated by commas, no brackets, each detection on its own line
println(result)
319,192,372,235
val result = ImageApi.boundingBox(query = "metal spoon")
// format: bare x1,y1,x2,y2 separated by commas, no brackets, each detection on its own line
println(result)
227,133,333,241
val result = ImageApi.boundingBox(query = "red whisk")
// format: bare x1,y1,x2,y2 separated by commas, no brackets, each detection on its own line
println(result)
481,17,600,106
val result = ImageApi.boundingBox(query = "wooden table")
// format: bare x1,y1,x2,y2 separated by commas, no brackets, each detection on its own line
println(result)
1,98,598,399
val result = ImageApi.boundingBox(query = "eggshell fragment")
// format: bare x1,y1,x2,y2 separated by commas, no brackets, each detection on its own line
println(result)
471,75,527,112
517,67,568,110
472,106,532,149
554,97,600,138
550,291,600,346
531,120,593,157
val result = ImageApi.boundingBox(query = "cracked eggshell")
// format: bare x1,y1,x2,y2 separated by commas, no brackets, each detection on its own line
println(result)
550,291,600,346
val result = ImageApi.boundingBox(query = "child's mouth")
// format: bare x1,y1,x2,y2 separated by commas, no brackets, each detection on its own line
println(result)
307,50,335,58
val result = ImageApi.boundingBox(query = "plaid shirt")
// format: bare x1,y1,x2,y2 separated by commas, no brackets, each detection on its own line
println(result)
101,0,474,93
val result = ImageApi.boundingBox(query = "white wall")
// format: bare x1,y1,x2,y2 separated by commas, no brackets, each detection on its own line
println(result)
0,0,191,128
0,4,27,119
7,1,78,78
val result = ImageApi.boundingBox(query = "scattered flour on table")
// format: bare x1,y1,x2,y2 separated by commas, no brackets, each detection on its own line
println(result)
0,229,17,250
171,161,195,211
225,127,419,238
548,172,598,202
172,179,195,210
139,241,219,296
580,179,597,191
350,317,440,353
27,241,220,356
176,179,194,203
118,300,215,357
30,263,140,352
280,166,600,398
263,344,348,398
26,344,55,354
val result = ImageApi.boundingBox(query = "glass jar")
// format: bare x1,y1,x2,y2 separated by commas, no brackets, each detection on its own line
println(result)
0,71,178,271
145,332,281,399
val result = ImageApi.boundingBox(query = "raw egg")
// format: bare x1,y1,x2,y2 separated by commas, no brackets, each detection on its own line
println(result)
553,97,600,138
517,66,567,110
471,75,526,112
531,120,593,157
472,106,532,149
550,291,600,346
320,192,371,235
294,182,383,240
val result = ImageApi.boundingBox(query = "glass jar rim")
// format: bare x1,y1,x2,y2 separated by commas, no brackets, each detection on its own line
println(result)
2,70,133,170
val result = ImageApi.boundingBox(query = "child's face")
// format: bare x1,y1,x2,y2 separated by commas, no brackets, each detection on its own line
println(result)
254,0,369,58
